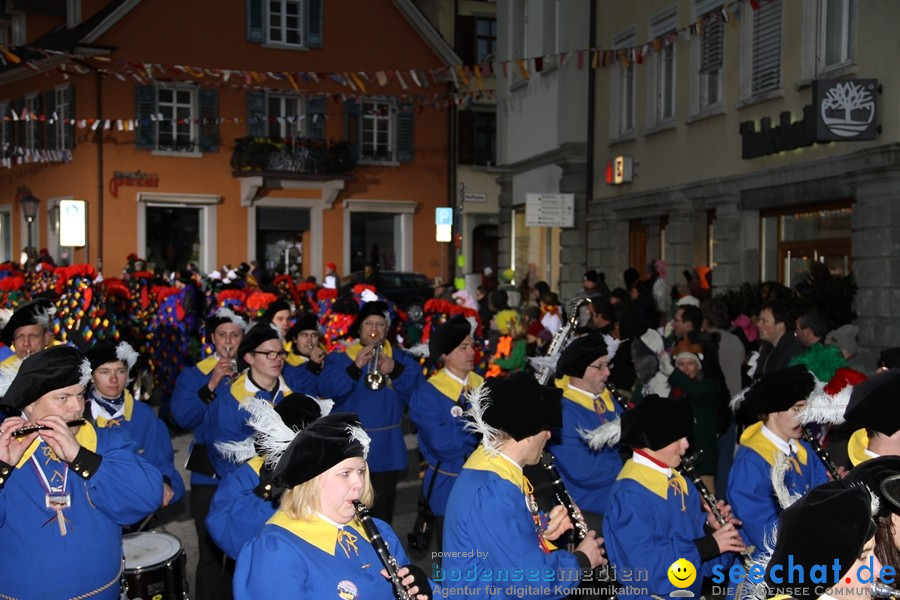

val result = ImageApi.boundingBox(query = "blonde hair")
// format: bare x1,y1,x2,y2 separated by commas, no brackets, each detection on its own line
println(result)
280,464,374,520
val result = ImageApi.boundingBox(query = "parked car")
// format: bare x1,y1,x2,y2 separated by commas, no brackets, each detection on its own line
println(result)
340,270,434,322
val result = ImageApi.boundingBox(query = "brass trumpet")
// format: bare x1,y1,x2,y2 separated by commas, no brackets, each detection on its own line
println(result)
365,333,386,390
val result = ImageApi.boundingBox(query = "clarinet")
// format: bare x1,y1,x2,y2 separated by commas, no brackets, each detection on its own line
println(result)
353,501,412,600
535,299,589,385
606,383,630,412
540,451,589,547
800,425,841,480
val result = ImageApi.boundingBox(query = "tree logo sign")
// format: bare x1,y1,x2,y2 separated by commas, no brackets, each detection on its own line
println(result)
813,79,879,141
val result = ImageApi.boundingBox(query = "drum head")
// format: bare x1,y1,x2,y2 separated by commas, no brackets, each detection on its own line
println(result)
123,532,183,571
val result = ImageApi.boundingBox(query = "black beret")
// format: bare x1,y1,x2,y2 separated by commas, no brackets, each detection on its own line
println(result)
765,482,875,600
479,372,562,440
428,314,472,361
348,301,389,339
1,299,54,346
287,313,320,342
84,340,139,373
844,369,900,435
1,346,91,410
269,412,368,489
275,393,329,431
237,322,281,370
739,365,816,416
555,332,608,379
619,394,694,450
262,299,292,323
845,456,900,517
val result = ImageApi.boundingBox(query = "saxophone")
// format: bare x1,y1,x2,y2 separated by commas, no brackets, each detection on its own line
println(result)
535,298,589,385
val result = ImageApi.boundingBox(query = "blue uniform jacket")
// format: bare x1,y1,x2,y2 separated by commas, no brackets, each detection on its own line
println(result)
0,423,163,600
200,372,290,480
726,422,828,558
206,456,277,560
318,341,424,472
547,377,623,516
234,511,435,599
171,355,225,486
408,369,482,516
282,352,321,397
91,390,185,504
604,457,736,600
442,447,584,599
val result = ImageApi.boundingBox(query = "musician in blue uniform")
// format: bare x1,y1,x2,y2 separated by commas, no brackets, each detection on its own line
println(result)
604,394,744,600
319,300,424,523
0,298,57,369
409,314,481,549
844,370,900,466
85,340,184,507
169,306,248,600
206,392,331,559
261,298,292,338
0,346,163,600
442,373,606,599
233,412,434,600
282,313,326,397
727,365,828,559
201,321,293,480
547,331,623,531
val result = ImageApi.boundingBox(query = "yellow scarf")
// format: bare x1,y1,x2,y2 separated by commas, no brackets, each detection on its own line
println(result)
739,421,808,468
617,458,688,504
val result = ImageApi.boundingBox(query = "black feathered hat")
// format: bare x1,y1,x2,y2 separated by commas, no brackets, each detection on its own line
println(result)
845,456,900,517
237,322,282,370
428,314,472,361
733,365,816,417
275,393,331,431
262,299,292,324
1,298,54,346
269,412,370,489
348,301,390,339
619,394,694,450
844,369,900,436
204,307,249,337
85,340,140,374
466,372,562,449
287,313,319,340
1,345,92,410
555,332,608,379
765,482,876,600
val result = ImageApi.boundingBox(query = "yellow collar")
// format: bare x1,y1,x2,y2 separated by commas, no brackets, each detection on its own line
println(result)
464,446,525,491
248,454,265,475
17,421,98,469
616,458,688,500
94,391,135,428
345,340,394,362
556,376,615,414
267,510,370,556
196,354,219,376
229,373,291,404
739,421,808,467
848,429,873,467
285,352,308,367
429,369,483,402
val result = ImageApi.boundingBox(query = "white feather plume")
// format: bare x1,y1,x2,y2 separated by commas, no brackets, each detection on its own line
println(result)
33,303,56,331
239,396,299,470
737,525,777,600
465,316,477,335
800,379,851,425
746,351,759,380
771,452,803,510
868,484,881,517
347,425,371,458
115,341,139,372
314,398,334,416
602,334,620,362
215,437,257,464
578,419,621,450
0,358,21,398
406,343,429,358
463,382,504,455
730,383,752,413
78,358,93,387
0,308,12,330
216,307,250,332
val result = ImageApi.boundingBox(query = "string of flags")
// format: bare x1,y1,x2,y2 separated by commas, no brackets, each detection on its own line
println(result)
0,0,762,93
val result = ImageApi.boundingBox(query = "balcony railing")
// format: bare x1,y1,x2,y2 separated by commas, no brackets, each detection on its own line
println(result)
230,136,356,176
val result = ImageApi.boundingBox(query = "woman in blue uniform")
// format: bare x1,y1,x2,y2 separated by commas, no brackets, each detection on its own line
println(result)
0,345,163,600
233,412,433,599
86,340,185,507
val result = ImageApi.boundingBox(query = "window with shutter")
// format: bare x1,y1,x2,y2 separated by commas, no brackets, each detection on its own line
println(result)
247,91,267,138
307,96,325,140
24,94,40,151
612,31,636,137
751,0,782,95
396,102,414,163
650,8,677,125
44,91,57,151
267,94,304,140
198,88,219,153
820,0,853,70
267,0,304,47
343,98,359,160
474,112,495,166
458,110,475,165
51,85,74,151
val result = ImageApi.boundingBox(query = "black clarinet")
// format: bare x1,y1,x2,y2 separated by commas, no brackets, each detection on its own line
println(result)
353,500,412,600
540,451,588,548
800,425,841,480
605,383,630,412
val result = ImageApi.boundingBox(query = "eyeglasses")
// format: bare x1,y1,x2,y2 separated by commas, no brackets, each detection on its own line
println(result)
588,363,611,371
249,350,288,360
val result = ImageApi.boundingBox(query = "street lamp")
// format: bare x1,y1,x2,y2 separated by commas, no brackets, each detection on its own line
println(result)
19,189,39,263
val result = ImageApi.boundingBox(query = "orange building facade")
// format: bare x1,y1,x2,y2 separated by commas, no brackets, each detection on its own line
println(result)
0,0,459,282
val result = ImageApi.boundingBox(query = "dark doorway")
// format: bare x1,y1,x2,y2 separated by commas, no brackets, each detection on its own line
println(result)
256,206,311,285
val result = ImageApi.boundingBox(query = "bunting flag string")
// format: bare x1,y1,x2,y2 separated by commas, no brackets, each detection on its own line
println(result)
0,0,756,94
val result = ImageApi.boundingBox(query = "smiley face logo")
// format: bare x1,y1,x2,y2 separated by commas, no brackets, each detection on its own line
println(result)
667,558,696,588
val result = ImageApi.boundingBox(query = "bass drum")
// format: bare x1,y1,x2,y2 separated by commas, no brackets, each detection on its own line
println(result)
123,532,188,600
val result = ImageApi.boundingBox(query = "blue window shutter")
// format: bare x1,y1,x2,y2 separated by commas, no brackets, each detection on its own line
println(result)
343,97,359,159
306,0,323,47
247,91,267,137
396,102,414,163
65,85,75,150
198,88,219,153
44,91,57,151
247,0,264,43
135,85,157,150
307,96,325,139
